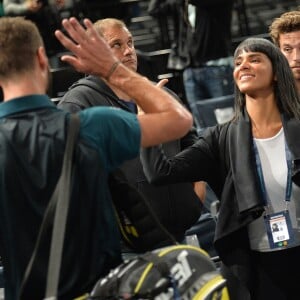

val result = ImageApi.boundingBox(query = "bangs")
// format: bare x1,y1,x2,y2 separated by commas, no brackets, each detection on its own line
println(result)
234,38,275,60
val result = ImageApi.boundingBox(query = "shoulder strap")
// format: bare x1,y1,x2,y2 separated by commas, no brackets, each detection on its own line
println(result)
44,113,80,299
19,114,80,299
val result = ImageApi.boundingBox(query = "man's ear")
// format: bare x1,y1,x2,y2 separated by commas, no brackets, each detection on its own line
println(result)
36,46,49,70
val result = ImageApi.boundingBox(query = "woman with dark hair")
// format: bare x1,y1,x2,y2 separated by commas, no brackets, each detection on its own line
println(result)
141,37,300,300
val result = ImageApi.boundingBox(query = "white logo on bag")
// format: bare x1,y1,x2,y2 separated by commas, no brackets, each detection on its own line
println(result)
171,250,192,286
155,250,193,300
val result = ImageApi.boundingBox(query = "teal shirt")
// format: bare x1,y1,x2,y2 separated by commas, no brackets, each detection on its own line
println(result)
0,95,141,171
0,94,141,300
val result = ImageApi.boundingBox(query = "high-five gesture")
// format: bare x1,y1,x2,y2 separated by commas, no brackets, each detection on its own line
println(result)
55,18,119,78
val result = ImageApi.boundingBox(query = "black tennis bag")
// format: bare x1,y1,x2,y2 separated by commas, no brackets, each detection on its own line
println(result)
89,245,229,300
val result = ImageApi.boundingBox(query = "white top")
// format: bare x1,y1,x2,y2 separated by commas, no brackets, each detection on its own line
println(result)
248,127,300,251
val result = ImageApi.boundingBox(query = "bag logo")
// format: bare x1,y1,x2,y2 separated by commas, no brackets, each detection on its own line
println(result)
155,250,192,299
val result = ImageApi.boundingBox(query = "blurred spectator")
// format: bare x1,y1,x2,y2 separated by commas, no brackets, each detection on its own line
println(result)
81,0,141,24
149,0,234,108
182,0,235,105
3,0,65,56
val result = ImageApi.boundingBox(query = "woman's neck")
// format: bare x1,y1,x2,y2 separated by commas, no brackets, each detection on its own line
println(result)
246,94,282,138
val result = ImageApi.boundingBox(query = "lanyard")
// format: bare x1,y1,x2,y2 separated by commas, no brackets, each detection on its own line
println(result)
253,139,293,207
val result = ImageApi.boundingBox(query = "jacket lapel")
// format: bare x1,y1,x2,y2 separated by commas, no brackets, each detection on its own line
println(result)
229,112,263,213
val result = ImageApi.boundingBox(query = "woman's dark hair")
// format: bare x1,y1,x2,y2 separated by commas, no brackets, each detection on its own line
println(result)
233,37,300,120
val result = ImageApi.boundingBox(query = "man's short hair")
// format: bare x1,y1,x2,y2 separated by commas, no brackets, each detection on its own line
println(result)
93,18,128,37
0,17,44,79
269,10,300,47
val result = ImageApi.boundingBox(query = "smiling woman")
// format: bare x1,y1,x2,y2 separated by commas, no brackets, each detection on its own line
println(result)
140,37,300,300
233,51,275,106
234,38,300,122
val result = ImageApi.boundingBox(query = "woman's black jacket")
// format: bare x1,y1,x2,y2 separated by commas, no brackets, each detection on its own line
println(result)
141,110,300,290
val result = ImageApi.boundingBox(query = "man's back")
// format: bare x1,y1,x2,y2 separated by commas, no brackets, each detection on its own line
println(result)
0,96,141,299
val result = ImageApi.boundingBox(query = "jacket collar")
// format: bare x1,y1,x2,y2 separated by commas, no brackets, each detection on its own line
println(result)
0,95,54,119
228,111,300,213
86,76,137,112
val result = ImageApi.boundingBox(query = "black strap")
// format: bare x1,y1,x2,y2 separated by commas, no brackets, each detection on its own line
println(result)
19,114,80,299
45,113,80,299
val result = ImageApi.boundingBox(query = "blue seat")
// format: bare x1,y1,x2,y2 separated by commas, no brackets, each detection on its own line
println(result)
189,94,235,130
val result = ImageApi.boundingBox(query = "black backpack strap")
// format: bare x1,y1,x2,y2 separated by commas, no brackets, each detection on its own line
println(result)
19,114,80,299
